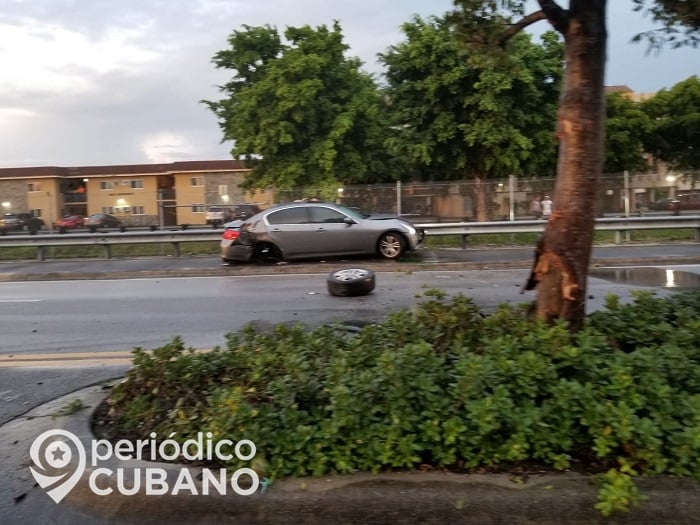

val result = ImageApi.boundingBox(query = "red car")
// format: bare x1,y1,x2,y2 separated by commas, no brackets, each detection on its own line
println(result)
55,215,84,230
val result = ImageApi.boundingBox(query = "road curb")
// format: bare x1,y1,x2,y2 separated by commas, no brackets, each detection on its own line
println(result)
0,255,699,282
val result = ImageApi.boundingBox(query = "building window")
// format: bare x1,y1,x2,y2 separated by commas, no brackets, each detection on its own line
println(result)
128,180,144,189
102,207,114,214
192,204,206,213
190,177,203,187
100,181,113,190
31,209,42,218
28,183,41,192
132,206,145,215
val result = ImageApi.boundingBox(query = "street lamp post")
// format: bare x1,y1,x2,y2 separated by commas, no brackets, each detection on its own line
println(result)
46,192,54,233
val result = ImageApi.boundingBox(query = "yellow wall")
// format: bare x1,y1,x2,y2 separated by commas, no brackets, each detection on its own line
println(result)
173,173,206,224
1,165,261,228
26,179,60,223
86,176,159,220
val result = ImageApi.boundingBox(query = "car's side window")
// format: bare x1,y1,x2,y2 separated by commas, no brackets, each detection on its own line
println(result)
309,207,347,224
267,208,310,225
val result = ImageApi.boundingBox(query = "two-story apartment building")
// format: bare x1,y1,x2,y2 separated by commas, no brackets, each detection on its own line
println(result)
0,160,270,227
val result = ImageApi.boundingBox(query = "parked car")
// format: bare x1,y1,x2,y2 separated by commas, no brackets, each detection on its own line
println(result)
55,215,85,230
84,213,122,230
206,204,262,227
671,193,700,213
230,204,262,220
205,206,228,227
650,193,700,213
221,202,422,264
0,212,45,232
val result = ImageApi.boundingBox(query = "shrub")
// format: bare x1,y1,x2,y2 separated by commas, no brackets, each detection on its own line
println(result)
102,290,700,515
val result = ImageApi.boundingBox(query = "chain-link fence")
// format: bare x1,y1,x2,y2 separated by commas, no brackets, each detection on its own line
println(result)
274,170,700,221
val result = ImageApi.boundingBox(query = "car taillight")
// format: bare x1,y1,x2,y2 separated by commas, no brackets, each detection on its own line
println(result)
222,229,240,241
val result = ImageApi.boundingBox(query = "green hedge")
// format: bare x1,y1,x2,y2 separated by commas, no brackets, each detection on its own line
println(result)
104,290,700,515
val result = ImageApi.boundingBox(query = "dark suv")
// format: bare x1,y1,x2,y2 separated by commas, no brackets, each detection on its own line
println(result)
0,212,45,233
83,213,123,231
230,204,262,220
651,193,700,214
209,204,262,227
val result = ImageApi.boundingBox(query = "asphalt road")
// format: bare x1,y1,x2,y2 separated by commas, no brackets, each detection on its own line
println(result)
0,245,698,360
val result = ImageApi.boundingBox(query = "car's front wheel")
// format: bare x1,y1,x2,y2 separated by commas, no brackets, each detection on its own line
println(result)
327,268,376,297
377,232,406,260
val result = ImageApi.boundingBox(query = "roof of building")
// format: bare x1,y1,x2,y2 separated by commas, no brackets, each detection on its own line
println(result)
604,85,634,94
0,160,248,180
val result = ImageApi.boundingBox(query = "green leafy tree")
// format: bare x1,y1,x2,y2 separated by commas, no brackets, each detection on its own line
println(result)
203,22,393,192
451,0,699,330
604,92,653,173
642,75,700,173
380,15,562,220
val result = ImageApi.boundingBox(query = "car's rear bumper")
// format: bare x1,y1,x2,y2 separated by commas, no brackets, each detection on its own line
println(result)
221,243,254,263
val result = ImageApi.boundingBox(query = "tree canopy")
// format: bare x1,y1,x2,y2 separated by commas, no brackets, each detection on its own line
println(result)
632,0,700,48
603,91,653,173
379,15,563,182
203,22,392,191
642,75,700,171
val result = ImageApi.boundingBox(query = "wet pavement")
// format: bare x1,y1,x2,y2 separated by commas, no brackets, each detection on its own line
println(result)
590,265,700,289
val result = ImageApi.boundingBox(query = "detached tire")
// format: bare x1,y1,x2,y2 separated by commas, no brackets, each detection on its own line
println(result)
327,268,376,297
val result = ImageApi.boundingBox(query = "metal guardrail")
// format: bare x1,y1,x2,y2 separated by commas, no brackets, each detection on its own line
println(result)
420,215,700,248
0,216,698,261
0,228,220,261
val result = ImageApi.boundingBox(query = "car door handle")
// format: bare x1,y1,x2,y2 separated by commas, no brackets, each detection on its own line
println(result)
316,227,326,232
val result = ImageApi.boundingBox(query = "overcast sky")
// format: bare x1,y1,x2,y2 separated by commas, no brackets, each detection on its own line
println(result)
1,0,697,169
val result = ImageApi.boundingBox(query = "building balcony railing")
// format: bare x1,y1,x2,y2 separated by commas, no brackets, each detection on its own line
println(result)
62,192,87,203
158,189,176,201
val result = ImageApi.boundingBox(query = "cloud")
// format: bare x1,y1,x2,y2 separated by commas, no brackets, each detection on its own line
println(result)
0,17,158,98
0,1,697,169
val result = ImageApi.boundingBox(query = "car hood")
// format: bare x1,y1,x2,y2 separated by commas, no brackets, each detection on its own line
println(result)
366,214,416,226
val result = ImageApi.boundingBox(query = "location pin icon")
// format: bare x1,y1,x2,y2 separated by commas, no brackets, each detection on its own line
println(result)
29,429,87,503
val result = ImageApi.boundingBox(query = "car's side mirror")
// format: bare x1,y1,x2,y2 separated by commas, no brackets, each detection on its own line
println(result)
343,217,356,225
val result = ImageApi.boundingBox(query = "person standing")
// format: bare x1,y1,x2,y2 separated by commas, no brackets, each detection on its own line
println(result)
541,195,553,219
530,197,541,219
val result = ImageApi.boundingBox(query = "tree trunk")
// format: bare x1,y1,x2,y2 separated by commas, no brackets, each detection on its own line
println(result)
533,1,607,331
471,175,491,221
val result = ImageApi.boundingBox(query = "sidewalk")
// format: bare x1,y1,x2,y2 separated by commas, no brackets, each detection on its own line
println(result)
2,383,699,524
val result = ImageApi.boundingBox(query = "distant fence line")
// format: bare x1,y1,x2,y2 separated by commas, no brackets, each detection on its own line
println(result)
273,171,700,221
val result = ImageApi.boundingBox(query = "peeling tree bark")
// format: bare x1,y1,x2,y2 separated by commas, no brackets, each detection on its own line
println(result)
532,0,607,331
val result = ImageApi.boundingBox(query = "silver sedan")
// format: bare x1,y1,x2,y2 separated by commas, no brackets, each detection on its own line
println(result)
221,202,421,263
